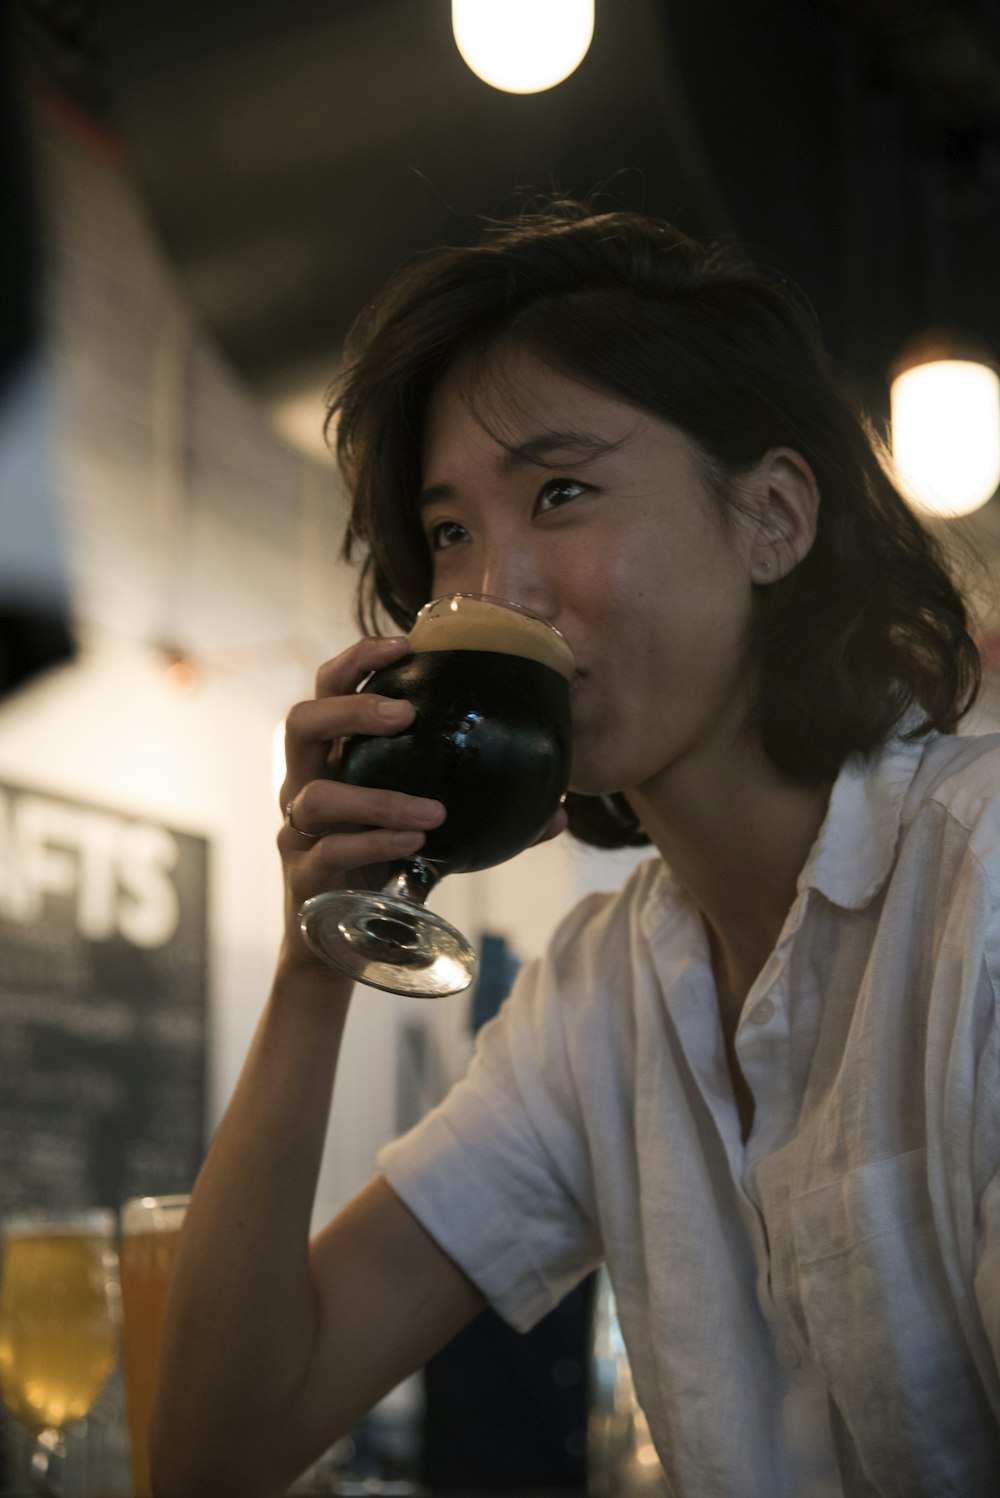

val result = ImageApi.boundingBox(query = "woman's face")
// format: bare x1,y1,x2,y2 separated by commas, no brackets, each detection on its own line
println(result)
419,347,762,798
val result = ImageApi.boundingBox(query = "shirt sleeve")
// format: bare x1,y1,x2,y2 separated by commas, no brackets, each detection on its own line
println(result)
377,897,609,1333
976,1170,1000,1369
967,835,1000,1389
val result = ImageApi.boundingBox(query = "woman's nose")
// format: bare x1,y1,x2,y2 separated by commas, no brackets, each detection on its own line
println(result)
479,549,559,621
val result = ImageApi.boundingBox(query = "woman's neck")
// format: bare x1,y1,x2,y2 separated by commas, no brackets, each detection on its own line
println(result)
629,737,832,1021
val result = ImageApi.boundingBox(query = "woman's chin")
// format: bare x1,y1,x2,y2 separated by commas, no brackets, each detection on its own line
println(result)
567,771,631,801
568,731,650,800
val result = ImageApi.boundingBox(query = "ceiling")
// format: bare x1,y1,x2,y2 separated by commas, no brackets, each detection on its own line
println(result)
14,0,1000,429
99,0,725,416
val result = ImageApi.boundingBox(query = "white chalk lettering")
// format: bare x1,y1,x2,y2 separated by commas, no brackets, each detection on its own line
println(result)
117,823,179,948
0,789,182,948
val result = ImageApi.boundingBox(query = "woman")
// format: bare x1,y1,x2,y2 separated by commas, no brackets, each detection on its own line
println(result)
151,202,1000,1498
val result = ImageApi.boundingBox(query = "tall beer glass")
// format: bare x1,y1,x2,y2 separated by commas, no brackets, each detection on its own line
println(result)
300,593,574,998
0,1209,120,1495
119,1194,189,1498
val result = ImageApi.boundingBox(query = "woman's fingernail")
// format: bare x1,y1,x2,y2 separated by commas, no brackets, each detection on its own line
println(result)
377,698,412,719
411,800,445,826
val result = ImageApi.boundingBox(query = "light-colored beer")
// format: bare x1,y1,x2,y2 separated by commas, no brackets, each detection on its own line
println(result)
0,1229,118,1432
409,593,575,678
120,1197,187,1498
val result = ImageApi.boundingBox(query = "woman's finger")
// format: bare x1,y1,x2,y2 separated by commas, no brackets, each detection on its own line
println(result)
281,677,414,794
285,689,414,756
283,824,431,878
280,821,440,918
283,695,414,792
279,634,410,792
314,635,410,699
281,780,445,842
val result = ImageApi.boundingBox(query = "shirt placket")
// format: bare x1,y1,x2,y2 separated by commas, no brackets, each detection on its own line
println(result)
737,964,800,1366
662,939,789,1319
737,952,844,1496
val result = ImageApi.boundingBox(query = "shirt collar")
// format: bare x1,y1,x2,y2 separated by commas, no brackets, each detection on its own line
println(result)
640,719,933,942
795,723,929,911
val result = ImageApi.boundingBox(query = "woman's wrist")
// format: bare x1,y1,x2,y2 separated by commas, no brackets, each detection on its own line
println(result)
272,936,355,1009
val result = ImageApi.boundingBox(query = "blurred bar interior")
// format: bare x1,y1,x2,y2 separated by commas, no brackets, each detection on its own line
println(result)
1,0,1000,1493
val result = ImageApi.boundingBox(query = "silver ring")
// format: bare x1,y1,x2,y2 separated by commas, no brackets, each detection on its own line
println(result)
284,799,325,841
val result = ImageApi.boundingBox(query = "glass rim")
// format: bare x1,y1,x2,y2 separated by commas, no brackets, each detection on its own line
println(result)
2,1207,117,1237
120,1193,191,1233
414,592,570,645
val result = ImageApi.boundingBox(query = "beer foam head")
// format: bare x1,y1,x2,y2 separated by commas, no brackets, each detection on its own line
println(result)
408,595,574,678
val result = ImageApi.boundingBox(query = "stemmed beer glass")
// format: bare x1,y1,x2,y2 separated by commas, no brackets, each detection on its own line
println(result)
0,1209,120,1495
299,593,574,998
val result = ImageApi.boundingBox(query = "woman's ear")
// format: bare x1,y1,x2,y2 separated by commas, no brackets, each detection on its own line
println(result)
746,448,820,584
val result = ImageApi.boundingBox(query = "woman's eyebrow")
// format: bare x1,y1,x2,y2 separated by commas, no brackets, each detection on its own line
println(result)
419,430,626,508
498,430,628,473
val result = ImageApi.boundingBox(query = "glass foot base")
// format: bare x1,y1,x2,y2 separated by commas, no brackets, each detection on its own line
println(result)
299,889,477,997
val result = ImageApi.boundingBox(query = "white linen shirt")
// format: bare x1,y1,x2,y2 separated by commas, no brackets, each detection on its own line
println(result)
378,730,1000,1497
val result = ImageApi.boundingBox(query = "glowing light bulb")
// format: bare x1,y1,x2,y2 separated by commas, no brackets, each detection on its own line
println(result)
891,353,1000,519
452,0,595,94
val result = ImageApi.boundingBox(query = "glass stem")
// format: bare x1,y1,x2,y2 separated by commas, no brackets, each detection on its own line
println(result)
386,857,441,906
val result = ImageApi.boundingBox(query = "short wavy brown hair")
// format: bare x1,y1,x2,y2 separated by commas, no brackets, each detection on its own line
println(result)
329,200,980,849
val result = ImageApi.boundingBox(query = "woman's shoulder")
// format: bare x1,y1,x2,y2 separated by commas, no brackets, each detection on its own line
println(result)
489,854,674,1088
520,852,701,1040
885,733,1000,930
905,731,1000,858
544,852,668,967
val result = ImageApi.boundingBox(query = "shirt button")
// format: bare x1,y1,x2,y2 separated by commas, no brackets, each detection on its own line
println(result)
749,997,775,1026
776,1337,800,1370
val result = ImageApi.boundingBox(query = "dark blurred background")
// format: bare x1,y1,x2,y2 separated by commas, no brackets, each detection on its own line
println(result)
13,0,1000,435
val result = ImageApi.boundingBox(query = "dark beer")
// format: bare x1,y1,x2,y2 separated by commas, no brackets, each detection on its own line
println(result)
340,599,573,874
301,595,574,996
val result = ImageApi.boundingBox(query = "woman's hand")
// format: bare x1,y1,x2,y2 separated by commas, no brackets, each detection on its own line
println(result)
277,636,447,974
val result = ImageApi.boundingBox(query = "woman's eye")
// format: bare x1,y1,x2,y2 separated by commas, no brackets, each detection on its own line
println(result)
535,478,588,514
429,519,469,551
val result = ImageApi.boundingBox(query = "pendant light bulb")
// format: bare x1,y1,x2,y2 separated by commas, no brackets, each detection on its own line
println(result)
451,0,595,95
890,337,1000,519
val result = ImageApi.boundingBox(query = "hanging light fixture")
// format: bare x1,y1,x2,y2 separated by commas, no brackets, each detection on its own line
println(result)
890,332,1000,519
451,0,595,95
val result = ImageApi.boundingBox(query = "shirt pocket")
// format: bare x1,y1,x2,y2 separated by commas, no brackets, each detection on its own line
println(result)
790,1149,1000,1497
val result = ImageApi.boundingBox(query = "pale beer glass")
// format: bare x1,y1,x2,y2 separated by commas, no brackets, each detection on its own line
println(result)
119,1194,189,1498
0,1209,120,1495
300,593,574,998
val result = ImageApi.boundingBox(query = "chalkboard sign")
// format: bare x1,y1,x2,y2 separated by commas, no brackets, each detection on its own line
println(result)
0,780,209,1212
